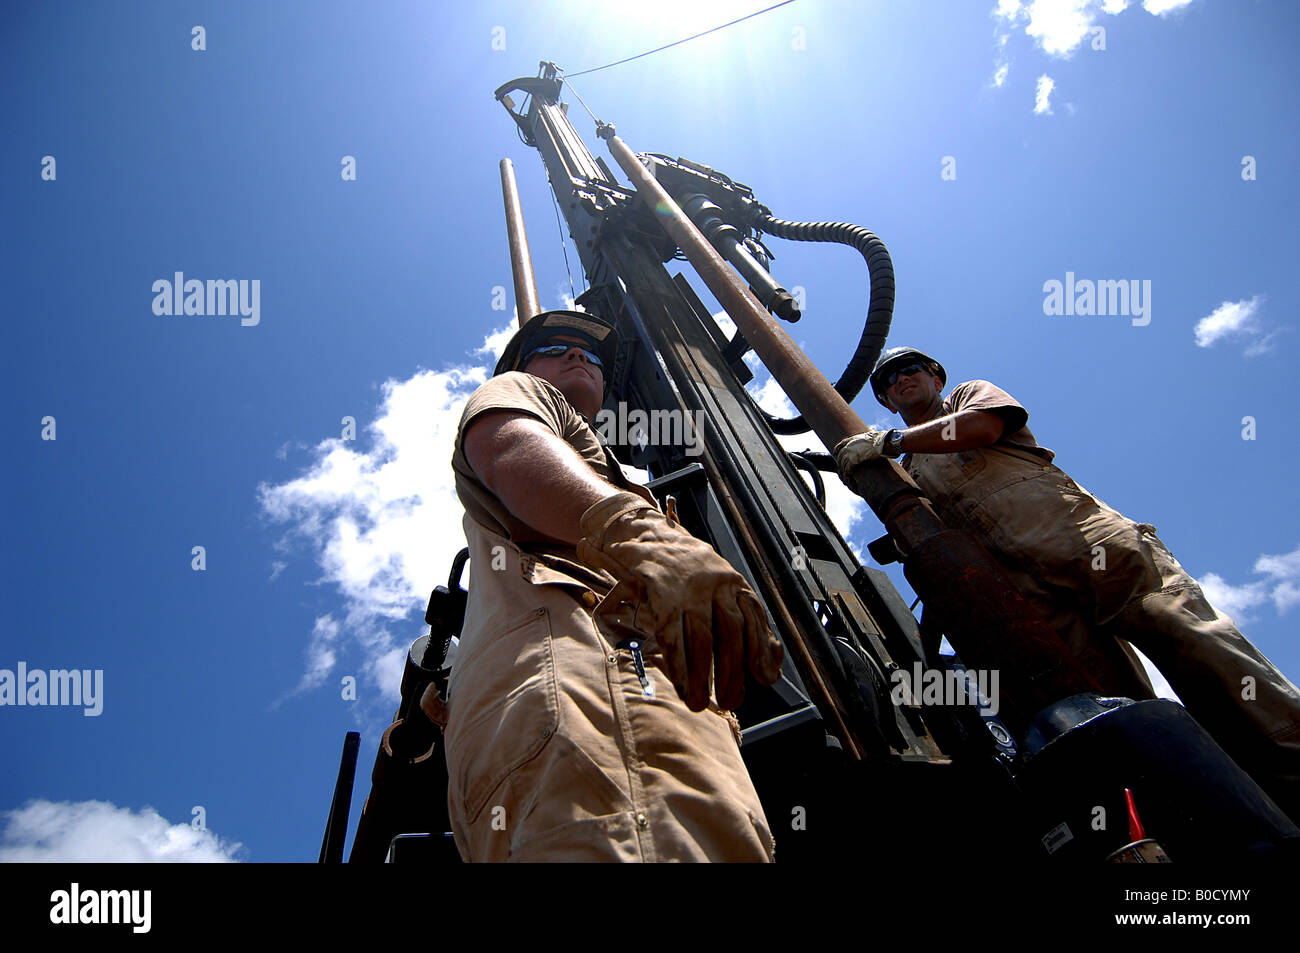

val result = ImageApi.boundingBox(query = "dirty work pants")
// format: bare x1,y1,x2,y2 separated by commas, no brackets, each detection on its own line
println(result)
1010,526,1300,822
1103,531,1300,822
444,566,774,862
909,444,1300,822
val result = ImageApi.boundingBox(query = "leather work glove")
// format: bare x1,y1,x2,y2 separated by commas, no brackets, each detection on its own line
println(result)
578,492,784,713
833,429,889,481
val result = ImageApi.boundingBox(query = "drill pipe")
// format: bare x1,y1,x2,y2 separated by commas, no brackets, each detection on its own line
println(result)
603,130,1106,737
499,158,542,326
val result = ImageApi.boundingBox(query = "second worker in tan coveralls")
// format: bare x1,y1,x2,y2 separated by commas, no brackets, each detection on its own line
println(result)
834,346,1300,824
442,309,784,862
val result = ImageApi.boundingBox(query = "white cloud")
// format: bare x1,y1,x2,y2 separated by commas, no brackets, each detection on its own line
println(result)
1034,74,1056,114
295,614,343,696
1193,295,1279,356
993,0,1190,73
993,63,1010,86
715,311,738,338
1243,329,1282,359
476,318,518,363
275,439,308,462
1198,543,1300,623
259,345,492,706
1271,581,1300,615
1024,0,1095,56
556,282,578,312
1198,573,1269,621
1193,296,1258,346
0,800,243,862
995,0,1115,58
1255,547,1300,613
1143,0,1192,15
748,373,795,418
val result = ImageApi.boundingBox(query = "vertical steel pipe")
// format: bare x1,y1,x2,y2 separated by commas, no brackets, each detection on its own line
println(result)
318,731,360,863
499,158,542,326
603,134,863,451
603,130,1108,735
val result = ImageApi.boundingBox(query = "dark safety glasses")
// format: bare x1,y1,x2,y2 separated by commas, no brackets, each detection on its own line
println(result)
884,363,930,387
524,343,603,368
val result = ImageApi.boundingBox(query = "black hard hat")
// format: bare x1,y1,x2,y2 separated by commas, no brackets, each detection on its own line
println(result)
494,309,620,392
870,346,946,407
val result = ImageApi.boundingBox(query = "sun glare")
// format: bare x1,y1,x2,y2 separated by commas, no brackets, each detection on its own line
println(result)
582,0,792,57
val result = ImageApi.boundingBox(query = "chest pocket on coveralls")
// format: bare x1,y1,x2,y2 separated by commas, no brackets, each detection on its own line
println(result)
906,449,987,525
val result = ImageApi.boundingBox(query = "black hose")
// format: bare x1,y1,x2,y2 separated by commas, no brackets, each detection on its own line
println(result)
795,450,837,473
748,213,895,435
789,452,826,509
448,547,469,589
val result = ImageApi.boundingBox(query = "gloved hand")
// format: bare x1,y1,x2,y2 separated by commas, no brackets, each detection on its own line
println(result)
833,428,890,480
578,492,784,712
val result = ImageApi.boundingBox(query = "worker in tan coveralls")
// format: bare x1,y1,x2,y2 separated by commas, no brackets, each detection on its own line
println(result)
833,346,1300,823
442,309,784,862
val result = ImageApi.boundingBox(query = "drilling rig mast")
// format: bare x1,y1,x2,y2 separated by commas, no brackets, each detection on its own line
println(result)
334,62,1299,866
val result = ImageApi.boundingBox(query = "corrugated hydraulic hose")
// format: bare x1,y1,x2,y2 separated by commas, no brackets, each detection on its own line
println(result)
750,213,896,435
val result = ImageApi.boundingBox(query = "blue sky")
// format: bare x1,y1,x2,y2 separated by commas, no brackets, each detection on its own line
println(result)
2,0,1297,861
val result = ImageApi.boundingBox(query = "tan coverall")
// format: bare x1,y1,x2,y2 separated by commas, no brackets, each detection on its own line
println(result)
445,372,775,862
903,380,1300,821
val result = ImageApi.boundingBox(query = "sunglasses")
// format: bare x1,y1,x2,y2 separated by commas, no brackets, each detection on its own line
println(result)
524,343,603,368
884,363,931,388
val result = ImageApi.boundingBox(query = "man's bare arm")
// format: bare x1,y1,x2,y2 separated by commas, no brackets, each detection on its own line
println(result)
463,411,621,543
898,409,1005,454
465,409,784,710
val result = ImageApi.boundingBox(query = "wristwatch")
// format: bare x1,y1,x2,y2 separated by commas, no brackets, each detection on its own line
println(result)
884,429,905,458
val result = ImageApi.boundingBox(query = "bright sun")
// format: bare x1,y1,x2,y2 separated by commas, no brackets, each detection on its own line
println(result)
581,0,791,54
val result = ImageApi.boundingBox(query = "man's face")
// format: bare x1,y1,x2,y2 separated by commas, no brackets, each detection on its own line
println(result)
883,363,943,416
522,334,605,416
